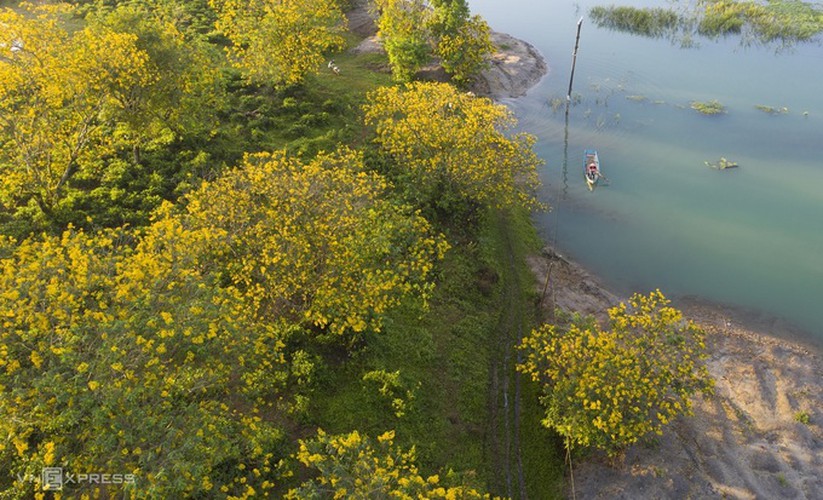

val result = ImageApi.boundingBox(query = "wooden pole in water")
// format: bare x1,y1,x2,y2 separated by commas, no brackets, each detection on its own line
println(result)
567,17,583,102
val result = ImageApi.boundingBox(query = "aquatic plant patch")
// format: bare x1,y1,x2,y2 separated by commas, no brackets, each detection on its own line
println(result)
754,104,789,114
591,0,823,45
691,99,727,115
590,6,681,38
704,157,739,169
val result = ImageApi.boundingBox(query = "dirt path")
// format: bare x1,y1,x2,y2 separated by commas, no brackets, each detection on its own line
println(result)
487,212,529,499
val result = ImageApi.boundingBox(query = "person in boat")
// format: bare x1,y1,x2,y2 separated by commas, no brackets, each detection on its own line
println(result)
587,162,598,179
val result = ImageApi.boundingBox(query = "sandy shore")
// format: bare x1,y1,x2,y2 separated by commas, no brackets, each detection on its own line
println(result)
530,246,823,499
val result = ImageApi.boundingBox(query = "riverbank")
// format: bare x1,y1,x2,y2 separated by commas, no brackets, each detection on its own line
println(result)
530,245,823,499
348,3,823,497
482,11,823,498
346,0,548,100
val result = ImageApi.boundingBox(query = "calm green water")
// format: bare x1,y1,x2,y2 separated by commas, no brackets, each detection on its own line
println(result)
470,0,823,340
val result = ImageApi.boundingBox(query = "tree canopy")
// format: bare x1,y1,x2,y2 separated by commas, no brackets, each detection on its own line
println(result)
211,0,346,86
374,0,492,84
288,429,490,499
518,291,715,458
364,82,542,214
177,148,448,336
0,4,152,216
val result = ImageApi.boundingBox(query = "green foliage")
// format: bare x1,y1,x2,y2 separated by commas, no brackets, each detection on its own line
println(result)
794,410,810,424
518,291,715,458
755,104,789,114
435,15,493,86
0,1,563,497
287,429,490,498
86,3,224,148
375,0,492,83
591,0,823,45
698,0,823,42
362,369,417,418
429,0,471,35
0,2,225,235
0,4,153,216
374,0,432,82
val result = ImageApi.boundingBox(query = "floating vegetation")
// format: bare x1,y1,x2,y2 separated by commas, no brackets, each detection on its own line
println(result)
590,6,681,38
754,104,789,114
549,97,565,113
705,157,739,170
591,0,823,47
691,99,726,115
625,95,649,102
698,0,823,43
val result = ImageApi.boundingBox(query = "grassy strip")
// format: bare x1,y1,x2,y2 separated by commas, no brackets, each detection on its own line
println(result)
307,207,565,495
488,208,566,499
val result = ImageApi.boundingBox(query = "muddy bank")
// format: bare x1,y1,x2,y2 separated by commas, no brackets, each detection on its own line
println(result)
530,246,823,499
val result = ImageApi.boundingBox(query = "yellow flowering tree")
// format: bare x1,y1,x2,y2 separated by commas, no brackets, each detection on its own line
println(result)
435,15,493,86
0,4,153,216
180,147,448,336
364,82,542,214
288,429,489,499
85,3,224,163
211,0,346,87
517,291,714,458
0,224,288,497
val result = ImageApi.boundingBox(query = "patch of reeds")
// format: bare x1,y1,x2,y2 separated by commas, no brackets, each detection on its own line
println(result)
590,6,681,38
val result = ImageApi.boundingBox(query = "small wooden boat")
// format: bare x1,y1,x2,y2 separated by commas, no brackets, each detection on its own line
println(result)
584,149,601,190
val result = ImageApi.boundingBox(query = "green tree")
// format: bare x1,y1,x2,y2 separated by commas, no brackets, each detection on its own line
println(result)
364,82,542,215
373,0,432,82
211,0,346,87
517,291,715,458
86,3,224,163
428,0,491,85
287,429,490,498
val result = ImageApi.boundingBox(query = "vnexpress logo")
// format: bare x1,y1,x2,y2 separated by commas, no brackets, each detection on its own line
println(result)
41,467,63,491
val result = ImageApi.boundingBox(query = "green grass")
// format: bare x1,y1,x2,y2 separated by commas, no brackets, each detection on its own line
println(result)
488,208,565,499
794,410,811,424
307,207,565,497
700,0,823,42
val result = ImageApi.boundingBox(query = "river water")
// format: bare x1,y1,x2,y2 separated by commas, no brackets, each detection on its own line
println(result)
469,0,823,340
